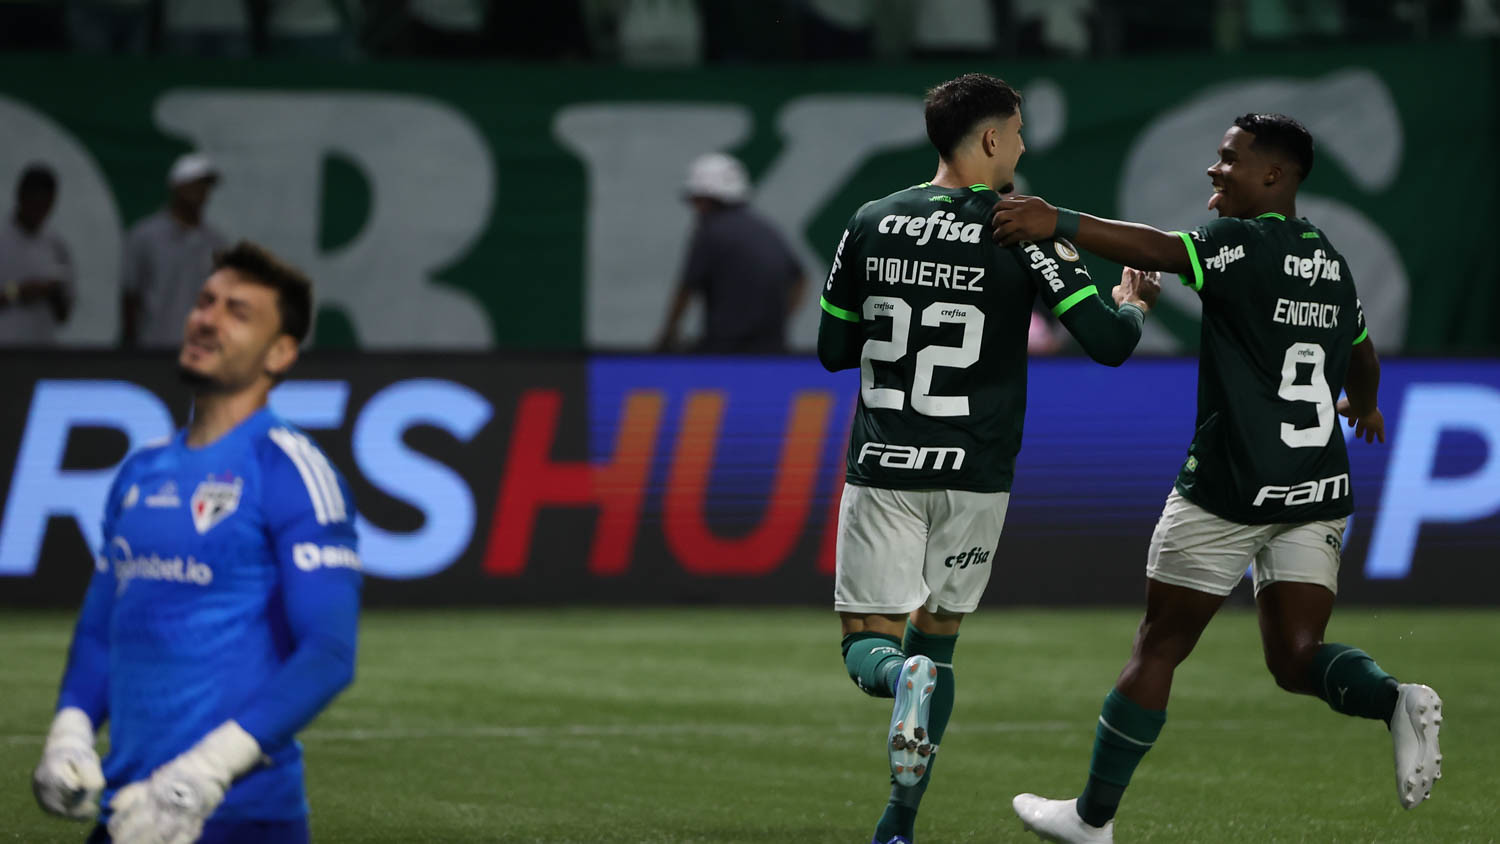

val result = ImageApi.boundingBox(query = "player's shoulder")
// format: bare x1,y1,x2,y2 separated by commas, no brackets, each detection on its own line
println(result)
256,414,353,524
116,433,180,481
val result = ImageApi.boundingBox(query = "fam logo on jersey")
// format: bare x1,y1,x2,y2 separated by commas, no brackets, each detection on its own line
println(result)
191,474,243,535
1203,244,1245,272
858,442,966,471
943,547,990,569
1053,238,1081,262
1019,240,1063,292
1282,249,1342,284
877,211,984,246
145,480,181,508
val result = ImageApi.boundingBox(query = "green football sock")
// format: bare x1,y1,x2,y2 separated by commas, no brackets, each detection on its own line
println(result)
1308,643,1400,724
1076,689,1166,828
875,623,957,843
842,633,906,698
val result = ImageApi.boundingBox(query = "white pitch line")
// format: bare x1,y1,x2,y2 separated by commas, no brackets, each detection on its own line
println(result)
1,719,1263,746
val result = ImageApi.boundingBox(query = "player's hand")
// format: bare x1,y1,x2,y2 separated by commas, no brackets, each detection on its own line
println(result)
1115,268,1161,312
991,195,1058,246
108,721,263,844
32,708,105,820
1337,398,1385,444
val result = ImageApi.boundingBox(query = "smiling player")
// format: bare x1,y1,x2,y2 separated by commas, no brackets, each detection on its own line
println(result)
992,114,1442,843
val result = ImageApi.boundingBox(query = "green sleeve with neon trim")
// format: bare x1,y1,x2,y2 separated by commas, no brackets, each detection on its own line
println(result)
1171,217,1252,301
817,214,864,371
1056,294,1144,367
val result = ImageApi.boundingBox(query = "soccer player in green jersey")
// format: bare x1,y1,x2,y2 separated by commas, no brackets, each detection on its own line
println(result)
818,73,1162,844
992,114,1443,843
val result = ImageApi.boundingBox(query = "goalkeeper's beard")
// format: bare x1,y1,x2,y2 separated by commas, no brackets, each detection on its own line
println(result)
177,363,231,395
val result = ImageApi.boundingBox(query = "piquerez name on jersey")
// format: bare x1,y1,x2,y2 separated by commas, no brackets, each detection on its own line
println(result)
1170,213,1367,523
821,183,1100,493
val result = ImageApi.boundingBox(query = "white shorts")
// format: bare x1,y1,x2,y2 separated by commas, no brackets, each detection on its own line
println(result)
833,483,1010,615
1146,489,1347,597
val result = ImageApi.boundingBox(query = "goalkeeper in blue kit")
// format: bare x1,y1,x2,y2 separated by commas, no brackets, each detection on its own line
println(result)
31,242,361,844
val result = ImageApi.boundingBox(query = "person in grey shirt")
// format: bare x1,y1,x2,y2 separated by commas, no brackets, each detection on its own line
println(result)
122,153,228,348
0,164,73,346
656,153,806,353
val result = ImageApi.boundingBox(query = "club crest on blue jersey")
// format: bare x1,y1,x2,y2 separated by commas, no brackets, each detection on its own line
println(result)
191,474,244,534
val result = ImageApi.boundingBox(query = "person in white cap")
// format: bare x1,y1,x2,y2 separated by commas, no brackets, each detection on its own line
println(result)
655,152,807,353
121,152,228,348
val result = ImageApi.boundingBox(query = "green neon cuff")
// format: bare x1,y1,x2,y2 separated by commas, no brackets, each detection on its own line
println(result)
1257,212,1287,220
1353,328,1368,345
1052,285,1098,317
821,296,860,322
1172,231,1204,291
1055,208,1081,240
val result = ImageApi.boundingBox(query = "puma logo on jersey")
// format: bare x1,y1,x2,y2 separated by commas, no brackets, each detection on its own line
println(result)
1283,249,1342,284
858,442,966,471
1203,244,1245,272
877,211,984,246
1253,472,1350,507
1019,240,1063,291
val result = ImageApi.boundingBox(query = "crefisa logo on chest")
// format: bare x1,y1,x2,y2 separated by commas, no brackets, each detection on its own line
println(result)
191,474,244,535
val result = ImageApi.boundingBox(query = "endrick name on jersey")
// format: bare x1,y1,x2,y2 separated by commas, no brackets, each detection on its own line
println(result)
867,257,985,291
858,441,966,471
1273,298,1340,329
1253,472,1349,507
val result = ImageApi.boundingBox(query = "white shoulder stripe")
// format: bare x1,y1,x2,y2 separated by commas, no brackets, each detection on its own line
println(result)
301,437,347,523
270,428,331,525
288,432,344,524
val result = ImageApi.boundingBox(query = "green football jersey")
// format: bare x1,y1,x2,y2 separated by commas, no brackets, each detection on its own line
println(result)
821,182,1105,493
1170,212,1368,524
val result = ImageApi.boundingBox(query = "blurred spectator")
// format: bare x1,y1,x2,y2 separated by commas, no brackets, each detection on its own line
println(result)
586,0,702,66
161,0,251,56
0,0,68,49
122,154,228,349
911,0,996,58
364,0,494,58
66,0,153,54
0,165,74,346
656,153,806,354
265,0,358,56
1013,0,1093,56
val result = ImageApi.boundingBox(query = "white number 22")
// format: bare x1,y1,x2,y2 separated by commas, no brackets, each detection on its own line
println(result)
860,296,985,417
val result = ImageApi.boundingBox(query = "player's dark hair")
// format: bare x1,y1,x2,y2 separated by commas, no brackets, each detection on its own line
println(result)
16,163,57,197
1233,113,1314,182
213,240,314,344
924,73,1022,161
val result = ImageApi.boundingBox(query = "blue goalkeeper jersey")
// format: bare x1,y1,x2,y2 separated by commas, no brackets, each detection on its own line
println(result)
56,406,362,822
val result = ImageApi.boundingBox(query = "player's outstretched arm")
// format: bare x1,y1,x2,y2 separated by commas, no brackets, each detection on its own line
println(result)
992,196,1191,275
1338,336,1384,443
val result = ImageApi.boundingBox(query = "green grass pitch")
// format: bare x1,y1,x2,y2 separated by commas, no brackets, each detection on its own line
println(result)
3,607,1496,842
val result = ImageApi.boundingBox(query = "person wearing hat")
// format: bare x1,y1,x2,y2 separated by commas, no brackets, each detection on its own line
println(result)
121,152,229,348
0,163,74,346
655,152,807,353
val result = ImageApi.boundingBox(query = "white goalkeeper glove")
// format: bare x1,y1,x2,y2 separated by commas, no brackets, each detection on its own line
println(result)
107,721,263,844
33,707,106,820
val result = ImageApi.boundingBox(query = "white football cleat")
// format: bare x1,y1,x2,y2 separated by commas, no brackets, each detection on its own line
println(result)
1391,683,1443,809
1012,794,1113,844
887,655,937,787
